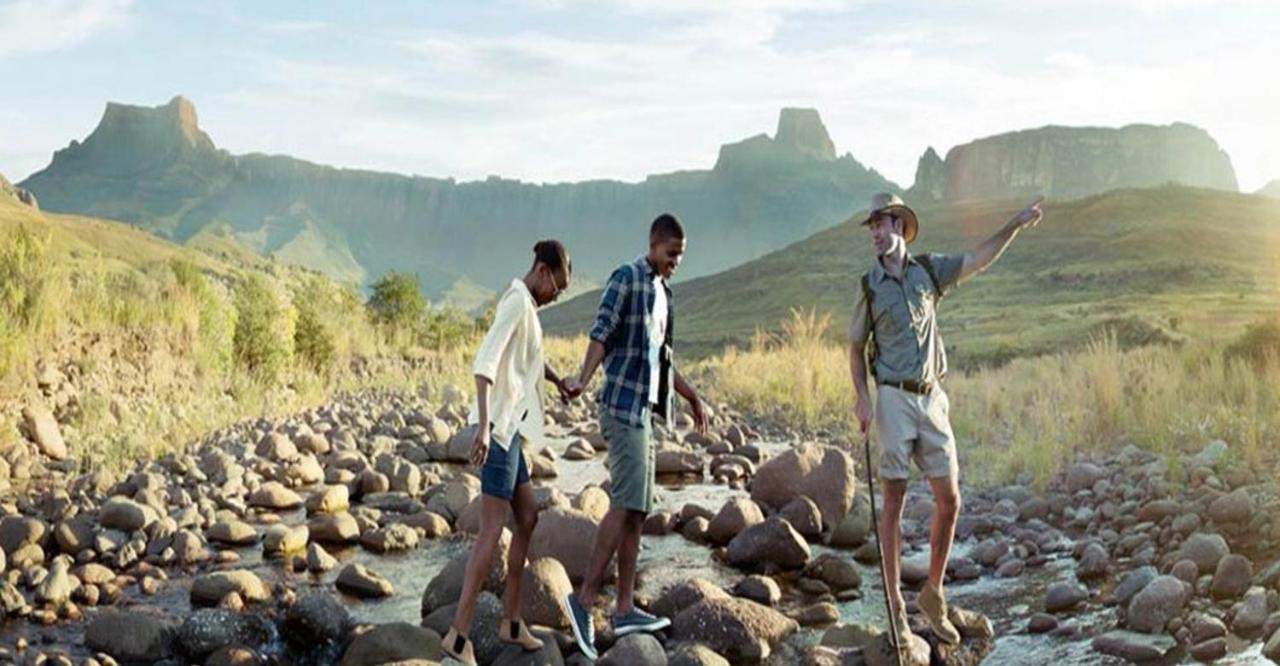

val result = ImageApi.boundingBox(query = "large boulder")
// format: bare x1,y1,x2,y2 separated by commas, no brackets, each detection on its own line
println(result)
529,507,606,583
1179,533,1230,574
1093,631,1177,662
1064,462,1105,492
100,497,159,531
336,563,394,598
727,516,811,571
671,596,799,662
1208,489,1252,526
284,593,351,649
706,498,764,546
750,442,856,527
248,481,303,510
308,512,361,544
422,592,506,665
1127,575,1187,634
191,570,270,606
1210,554,1253,600
22,405,67,460
520,557,573,629
599,633,667,665
85,610,174,662
421,529,511,615
653,578,731,620
339,622,442,666
177,608,274,659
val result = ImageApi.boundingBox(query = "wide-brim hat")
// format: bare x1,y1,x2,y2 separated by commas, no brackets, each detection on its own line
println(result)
860,192,919,244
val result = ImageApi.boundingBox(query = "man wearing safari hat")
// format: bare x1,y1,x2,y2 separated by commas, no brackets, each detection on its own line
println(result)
848,192,1044,652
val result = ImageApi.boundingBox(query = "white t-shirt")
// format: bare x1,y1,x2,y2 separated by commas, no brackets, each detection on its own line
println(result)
649,275,668,403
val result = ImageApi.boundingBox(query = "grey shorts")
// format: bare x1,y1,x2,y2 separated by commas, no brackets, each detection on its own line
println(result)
601,409,654,514
876,385,959,480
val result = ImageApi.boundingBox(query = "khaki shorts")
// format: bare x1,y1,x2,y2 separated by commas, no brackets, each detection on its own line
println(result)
601,409,655,514
875,385,958,480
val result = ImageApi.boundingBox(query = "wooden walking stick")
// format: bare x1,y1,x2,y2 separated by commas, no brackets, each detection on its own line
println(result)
863,432,902,665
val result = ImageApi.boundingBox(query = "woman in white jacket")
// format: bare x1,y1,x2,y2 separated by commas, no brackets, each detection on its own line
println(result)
443,240,577,664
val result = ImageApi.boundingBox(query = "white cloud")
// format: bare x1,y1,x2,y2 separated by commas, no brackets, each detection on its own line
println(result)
0,0,132,58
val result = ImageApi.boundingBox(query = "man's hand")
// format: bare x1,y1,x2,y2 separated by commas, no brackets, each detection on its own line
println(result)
1012,196,1045,230
469,426,490,468
555,377,581,403
688,394,709,435
855,399,873,434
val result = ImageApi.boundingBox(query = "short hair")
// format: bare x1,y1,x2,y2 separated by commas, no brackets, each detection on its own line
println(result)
650,213,685,242
532,239,571,275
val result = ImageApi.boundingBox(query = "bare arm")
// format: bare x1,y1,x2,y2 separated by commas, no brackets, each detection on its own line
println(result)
674,368,708,434
576,339,608,387
469,374,493,467
849,341,873,434
959,197,1044,282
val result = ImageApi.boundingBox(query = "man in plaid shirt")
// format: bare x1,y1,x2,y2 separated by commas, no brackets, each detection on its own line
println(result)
562,213,708,659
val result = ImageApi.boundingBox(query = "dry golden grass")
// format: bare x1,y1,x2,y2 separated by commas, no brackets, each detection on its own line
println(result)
701,309,1280,487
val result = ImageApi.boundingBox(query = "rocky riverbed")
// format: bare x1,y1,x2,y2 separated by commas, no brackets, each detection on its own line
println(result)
2,380,1279,665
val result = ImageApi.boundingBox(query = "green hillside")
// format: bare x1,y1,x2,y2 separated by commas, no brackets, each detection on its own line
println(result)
543,186,1280,366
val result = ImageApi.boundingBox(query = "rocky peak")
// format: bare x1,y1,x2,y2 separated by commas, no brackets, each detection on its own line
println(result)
775,108,836,161
95,95,216,155
912,147,947,201
1258,180,1280,199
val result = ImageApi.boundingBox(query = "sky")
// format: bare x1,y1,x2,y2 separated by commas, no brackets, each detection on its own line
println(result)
1,0,1278,191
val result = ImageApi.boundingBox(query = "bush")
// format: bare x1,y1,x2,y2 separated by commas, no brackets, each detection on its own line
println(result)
422,306,479,351
171,257,236,377
367,271,426,332
0,226,53,376
232,273,293,383
293,276,339,374
1225,318,1280,366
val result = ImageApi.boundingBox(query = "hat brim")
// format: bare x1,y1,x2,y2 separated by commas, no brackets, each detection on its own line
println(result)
861,204,919,244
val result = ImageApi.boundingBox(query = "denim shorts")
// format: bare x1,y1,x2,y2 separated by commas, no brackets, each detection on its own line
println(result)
480,431,530,500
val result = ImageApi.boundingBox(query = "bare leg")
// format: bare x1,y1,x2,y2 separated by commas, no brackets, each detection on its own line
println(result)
577,507,630,607
502,481,538,620
880,478,909,610
453,496,511,634
926,474,961,591
614,510,645,615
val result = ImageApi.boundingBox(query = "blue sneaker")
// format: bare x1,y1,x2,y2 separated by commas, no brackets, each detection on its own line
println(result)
613,607,671,636
564,593,598,660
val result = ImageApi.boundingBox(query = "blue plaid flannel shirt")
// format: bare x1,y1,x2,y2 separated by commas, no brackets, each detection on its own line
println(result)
589,255,674,427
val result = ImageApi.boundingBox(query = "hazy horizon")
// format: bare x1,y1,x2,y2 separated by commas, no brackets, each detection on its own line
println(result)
1,0,1278,191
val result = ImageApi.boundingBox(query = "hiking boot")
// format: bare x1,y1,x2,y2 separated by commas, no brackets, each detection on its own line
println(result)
498,618,543,651
563,593,598,660
892,604,916,644
441,627,477,665
613,607,671,636
918,583,961,645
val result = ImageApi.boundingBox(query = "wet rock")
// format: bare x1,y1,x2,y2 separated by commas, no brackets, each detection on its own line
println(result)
306,485,350,515
652,578,731,620
779,496,823,540
360,524,419,553
750,442,856,527
1264,625,1280,661
177,608,273,659
706,497,764,546
671,596,799,662
284,592,351,648
795,601,840,626
1127,575,1186,634
827,496,871,548
339,622,442,666
520,557,572,629
1187,612,1227,643
1092,630,1177,662
84,610,174,662
1189,637,1227,662
1109,566,1157,606
336,563,394,598
727,516,811,571
394,511,452,539
207,521,259,546
35,557,77,606
422,592,504,665
805,553,861,592
1045,581,1088,613
307,542,338,573
191,570,270,606
732,575,781,606
263,524,308,556
308,512,361,544
864,631,931,666
1233,586,1268,635
668,642,730,666
1077,542,1110,581
1210,554,1253,600
599,633,667,665
248,481,303,510
1028,613,1058,633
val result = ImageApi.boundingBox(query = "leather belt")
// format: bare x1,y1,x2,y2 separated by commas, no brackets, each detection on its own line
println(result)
880,379,936,395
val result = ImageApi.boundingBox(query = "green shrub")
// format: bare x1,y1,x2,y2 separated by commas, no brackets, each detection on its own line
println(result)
293,276,339,374
0,225,52,330
232,273,293,382
171,257,235,377
422,306,479,351
367,271,427,332
1225,318,1280,365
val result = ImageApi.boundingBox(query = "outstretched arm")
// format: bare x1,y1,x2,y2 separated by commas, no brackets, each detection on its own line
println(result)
959,196,1044,282
674,369,708,435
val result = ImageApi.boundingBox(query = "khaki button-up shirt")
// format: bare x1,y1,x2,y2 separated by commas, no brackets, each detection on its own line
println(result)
849,252,965,385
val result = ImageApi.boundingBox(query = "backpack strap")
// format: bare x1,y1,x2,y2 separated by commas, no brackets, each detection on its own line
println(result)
860,272,877,379
915,253,943,298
